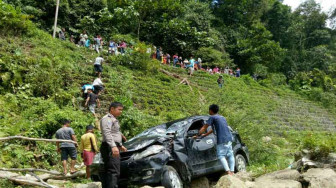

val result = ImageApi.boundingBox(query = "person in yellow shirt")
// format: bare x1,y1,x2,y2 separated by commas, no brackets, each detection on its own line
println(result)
79,125,99,179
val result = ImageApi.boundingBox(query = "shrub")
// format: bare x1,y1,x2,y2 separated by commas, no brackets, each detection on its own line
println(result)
0,1,33,35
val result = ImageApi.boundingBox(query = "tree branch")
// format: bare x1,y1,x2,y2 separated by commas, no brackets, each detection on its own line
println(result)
0,136,77,144
0,168,62,175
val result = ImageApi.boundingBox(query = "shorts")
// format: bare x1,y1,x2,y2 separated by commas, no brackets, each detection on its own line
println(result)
61,147,77,161
189,67,194,74
89,104,96,114
83,150,95,166
94,64,103,72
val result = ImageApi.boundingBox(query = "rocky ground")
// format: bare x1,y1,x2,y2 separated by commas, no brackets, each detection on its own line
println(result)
3,149,335,188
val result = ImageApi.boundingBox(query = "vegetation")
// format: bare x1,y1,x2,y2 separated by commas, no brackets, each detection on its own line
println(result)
1,0,336,186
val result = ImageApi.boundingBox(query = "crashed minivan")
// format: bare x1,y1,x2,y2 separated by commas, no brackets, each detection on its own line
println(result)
90,116,249,188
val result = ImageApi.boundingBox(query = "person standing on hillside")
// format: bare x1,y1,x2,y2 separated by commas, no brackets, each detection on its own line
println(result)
79,125,99,179
85,88,100,118
217,75,224,88
100,102,128,188
55,120,78,175
94,55,104,78
79,31,88,46
236,67,241,77
186,56,195,76
58,28,66,40
93,77,104,95
195,104,235,175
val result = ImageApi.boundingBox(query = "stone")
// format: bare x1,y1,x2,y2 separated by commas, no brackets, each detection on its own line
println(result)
234,171,253,182
47,179,70,185
253,179,302,188
302,168,336,188
190,177,209,188
140,186,164,188
256,169,301,181
262,136,272,143
245,181,255,188
215,175,247,188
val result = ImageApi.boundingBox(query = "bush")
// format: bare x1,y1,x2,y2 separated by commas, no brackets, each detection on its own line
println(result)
194,47,233,68
0,1,33,35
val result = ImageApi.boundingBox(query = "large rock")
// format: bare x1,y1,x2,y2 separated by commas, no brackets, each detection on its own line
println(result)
254,169,302,188
302,168,336,188
74,182,102,188
234,171,253,182
256,169,301,181
215,175,247,188
253,179,302,188
190,177,209,188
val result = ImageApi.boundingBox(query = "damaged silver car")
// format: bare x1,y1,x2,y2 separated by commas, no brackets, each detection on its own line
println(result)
90,115,249,188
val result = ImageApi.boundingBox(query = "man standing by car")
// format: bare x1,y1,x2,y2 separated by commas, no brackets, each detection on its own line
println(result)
100,102,127,188
196,104,235,175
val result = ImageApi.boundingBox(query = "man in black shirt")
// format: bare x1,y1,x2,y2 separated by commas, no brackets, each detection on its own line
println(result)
85,89,100,117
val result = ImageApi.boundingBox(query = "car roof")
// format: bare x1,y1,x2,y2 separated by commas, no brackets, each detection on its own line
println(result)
165,115,209,128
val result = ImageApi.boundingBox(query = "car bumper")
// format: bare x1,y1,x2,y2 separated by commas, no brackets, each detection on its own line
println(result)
90,152,170,186
119,152,170,185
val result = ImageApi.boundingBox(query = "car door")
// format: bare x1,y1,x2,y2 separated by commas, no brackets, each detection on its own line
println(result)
185,119,218,177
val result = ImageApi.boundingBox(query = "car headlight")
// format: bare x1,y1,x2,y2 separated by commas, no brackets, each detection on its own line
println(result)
133,145,165,161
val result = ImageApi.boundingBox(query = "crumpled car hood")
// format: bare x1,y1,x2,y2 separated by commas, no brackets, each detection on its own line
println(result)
124,135,169,151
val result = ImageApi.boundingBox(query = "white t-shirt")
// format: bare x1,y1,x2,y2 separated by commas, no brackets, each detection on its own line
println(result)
93,78,103,86
94,57,104,65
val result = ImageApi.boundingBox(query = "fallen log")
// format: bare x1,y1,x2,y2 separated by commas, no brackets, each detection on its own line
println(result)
0,136,77,144
0,168,62,175
29,172,58,188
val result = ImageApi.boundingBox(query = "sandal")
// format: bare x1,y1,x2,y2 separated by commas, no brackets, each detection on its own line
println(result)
70,170,78,174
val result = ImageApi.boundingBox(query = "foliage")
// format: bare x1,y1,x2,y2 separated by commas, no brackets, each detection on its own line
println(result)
194,47,233,68
0,0,33,35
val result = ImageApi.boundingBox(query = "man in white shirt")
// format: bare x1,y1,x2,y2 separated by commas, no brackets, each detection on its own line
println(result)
94,55,104,77
93,77,104,95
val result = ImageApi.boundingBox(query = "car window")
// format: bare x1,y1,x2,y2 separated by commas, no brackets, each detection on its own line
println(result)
166,120,189,136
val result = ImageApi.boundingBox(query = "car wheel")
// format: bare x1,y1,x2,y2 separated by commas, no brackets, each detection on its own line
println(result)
161,165,183,188
235,154,247,172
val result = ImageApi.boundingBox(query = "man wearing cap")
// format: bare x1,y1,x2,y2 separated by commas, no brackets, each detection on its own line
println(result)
55,120,78,175
100,102,127,188
79,125,98,179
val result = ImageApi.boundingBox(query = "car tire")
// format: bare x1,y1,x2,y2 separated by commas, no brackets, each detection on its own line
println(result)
161,165,183,188
235,154,247,172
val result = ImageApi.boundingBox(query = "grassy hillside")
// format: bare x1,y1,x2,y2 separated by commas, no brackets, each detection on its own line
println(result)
1,2,336,187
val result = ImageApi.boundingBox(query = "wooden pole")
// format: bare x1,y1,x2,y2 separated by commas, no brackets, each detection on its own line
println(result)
0,136,77,144
52,0,60,38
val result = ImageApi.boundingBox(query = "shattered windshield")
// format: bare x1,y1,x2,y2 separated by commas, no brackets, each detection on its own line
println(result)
130,119,190,141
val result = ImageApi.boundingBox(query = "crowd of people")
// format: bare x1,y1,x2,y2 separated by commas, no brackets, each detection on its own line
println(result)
54,29,239,187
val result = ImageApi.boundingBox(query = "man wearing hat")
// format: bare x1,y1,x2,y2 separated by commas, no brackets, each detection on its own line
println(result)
79,125,99,179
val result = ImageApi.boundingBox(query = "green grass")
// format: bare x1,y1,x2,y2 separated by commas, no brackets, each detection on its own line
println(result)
1,5,336,185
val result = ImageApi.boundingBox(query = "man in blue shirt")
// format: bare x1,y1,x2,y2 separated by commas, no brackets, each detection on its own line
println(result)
197,104,235,175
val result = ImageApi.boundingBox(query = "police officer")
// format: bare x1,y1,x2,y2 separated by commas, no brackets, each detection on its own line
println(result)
100,102,127,188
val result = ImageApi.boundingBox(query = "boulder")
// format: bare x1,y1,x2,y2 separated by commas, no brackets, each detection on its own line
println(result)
74,182,102,188
215,175,247,188
46,179,69,185
190,177,209,188
253,179,302,188
234,171,253,182
256,169,301,181
302,168,336,188
245,181,255,188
